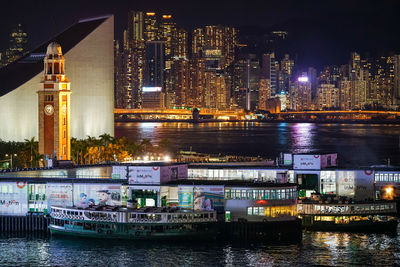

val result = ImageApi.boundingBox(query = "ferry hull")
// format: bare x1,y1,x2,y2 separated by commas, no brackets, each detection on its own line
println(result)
49,224,218,241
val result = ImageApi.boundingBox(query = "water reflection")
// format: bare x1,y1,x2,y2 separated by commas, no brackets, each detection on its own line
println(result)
115,122,400,166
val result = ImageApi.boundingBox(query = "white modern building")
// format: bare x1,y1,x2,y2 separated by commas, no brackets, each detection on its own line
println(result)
0,15,114,141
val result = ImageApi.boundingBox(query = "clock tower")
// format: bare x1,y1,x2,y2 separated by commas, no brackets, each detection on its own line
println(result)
38,42,71,160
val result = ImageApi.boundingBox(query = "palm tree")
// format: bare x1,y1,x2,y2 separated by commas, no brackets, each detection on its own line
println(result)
24,137,40,167
140,138,153,153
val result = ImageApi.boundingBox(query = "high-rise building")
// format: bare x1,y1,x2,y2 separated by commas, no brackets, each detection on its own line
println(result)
339,78,351,110
127,11,144,41
144,41,165,90
159,15,175,60
171,58,189,107
37,43,71,160
261,53,278,95
192,28,205,58
188,58,206,107
289,76,312,111
144,12,158,41
3,24,28,66
279,54,294,93
173,28,188,59
393,55,400,107
316,84,339,110
258,78,271,110
204,71,228,109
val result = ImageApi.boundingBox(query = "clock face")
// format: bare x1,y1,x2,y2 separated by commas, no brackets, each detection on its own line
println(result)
44,104,54,116
62,104,67,114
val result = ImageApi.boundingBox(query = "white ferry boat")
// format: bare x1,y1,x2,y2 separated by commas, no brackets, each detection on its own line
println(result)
49,205,218,240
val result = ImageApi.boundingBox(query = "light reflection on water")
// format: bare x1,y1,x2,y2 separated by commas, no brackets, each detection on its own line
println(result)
1,231,400,266
115,122,400,166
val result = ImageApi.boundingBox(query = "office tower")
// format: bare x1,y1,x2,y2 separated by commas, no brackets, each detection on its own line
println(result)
159,15,175,60
261,53,278,95
289,76,312,111
192,28,205,58
173,28,188,59
204,71,228,109
307,67,317,97
141,87,165,109
127,11,144,41
171,59,189,107
3,24,28,66
349,52,361,79
144,41,165,88
279,54,294,93
144,12,158,41
393,55,400,107
114,40,124,108
188,58,206,107
316,84,339,110
191,26,237,69
339,78,351,110
258,78,271,110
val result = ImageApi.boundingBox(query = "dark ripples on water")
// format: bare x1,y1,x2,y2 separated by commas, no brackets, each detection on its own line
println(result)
115,122,400,167
1,231,400,266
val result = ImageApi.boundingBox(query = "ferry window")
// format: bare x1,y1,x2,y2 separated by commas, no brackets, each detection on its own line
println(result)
384,174,388,181
389,174,393,182
247,190,253,200
235,190,241,199
225,190,231,199
260,190,265,200
277,190,281,200
281,189,286,200
204,213,209,219
395,174,399,182
241,190,247,200
265,190,270,200
253,190,258,200
259,207,265,215
247,207,252,215
271,190,276,200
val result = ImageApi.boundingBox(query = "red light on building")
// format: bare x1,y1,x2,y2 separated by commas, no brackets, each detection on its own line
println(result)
256,200,267,205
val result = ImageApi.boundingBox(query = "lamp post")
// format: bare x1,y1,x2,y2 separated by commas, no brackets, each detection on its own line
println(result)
5,153,17,169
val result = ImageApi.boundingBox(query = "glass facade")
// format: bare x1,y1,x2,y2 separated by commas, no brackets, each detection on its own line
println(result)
224,188,297,200
247,205,297,217
189,168,289,182
375,172,400,183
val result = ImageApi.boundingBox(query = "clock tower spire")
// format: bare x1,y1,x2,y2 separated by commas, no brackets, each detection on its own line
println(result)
38,42,71,160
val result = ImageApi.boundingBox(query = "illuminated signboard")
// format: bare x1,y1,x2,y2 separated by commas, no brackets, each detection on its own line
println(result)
142,87,162,93
293,155,321,169
297,76,309,82
204,49,222,57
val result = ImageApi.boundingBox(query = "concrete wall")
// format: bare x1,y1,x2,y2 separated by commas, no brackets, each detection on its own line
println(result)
0,16,114,141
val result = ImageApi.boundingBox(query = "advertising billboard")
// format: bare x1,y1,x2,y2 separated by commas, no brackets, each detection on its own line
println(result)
47,183,73,208
336,171,355,197
293,155,321,170
321,154,337,168
178,186,193,208
193,186,225,211
112,166,128,179
354,170,374,201
160,165,188,183
128,166,161,184
73,184,122,207
0,182,28,215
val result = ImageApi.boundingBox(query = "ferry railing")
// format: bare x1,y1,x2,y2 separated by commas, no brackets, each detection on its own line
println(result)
297,202,397,216
50,207,217,224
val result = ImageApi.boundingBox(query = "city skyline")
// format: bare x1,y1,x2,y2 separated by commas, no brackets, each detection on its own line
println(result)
0,0,400,69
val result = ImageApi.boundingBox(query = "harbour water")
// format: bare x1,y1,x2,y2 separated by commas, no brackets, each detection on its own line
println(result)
1,230,400,266
115,122,400,166
2,122,400,266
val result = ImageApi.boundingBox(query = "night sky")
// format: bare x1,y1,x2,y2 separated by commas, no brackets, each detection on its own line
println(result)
1,0,399,70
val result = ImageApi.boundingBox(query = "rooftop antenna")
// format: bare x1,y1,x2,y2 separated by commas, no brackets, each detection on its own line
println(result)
51,15,57,43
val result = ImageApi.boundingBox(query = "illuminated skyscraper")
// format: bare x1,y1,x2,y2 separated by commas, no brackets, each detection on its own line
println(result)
316,84,339,110
4,24,28,66
393,55,400,107
144,12,158,41
192,28,205,58
261,53,278,95
289,76,312,111
188,58,206,107
173,28,188,59
171,59,189,107
258,78,271,110
127,11,144,41
144,41,165,89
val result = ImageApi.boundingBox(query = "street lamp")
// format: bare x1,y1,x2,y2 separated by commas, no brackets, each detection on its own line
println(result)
5,154,17,169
